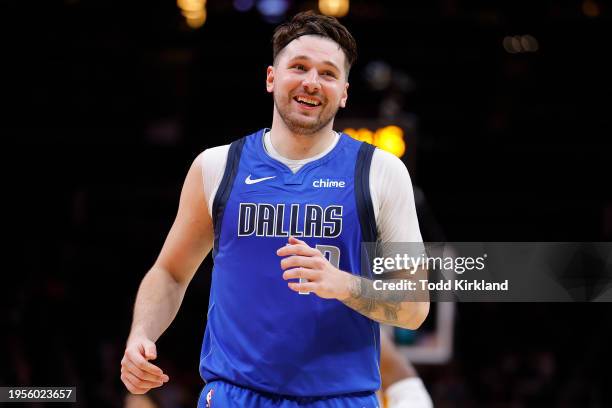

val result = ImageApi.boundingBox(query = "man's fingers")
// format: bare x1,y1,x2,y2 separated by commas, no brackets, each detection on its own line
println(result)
288,281,317,293
126,348,164,377
121,373,151,395
288,236,307,246
142,342,157,360
277,243,319,257
121,369,164,390
122,358,168,383
282,267,317,281
280,255,321,271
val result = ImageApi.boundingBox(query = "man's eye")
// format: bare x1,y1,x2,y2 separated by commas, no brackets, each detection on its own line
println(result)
322,71,336,78
292,64,306,71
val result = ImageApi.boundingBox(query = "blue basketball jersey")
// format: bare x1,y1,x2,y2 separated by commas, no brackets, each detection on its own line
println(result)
200,129,380,397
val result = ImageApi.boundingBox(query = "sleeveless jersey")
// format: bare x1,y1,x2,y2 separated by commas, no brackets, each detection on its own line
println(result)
199,128,380,397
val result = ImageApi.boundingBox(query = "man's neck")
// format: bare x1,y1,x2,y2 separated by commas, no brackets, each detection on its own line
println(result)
269,114,336,160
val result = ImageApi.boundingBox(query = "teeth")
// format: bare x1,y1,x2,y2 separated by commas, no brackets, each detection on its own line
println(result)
296,96,320,106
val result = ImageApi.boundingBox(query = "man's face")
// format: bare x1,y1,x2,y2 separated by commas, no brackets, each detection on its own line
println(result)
266,35,349,135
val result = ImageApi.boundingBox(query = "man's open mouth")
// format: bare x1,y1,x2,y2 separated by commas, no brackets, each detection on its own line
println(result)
293,96,322,107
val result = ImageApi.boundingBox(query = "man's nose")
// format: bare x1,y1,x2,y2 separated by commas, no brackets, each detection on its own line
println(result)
302,69,321,93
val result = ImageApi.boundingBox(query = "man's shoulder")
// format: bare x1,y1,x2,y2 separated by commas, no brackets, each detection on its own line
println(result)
196,144,231,174
369,147,414,210
372,147,404,165
371,148,410,177
202,144,231,157
197,128,268,168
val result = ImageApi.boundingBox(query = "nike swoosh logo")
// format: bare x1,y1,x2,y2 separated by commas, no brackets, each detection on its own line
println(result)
245,174,276,185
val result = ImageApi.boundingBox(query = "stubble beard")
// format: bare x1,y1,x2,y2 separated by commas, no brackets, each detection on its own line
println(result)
274,92,339,136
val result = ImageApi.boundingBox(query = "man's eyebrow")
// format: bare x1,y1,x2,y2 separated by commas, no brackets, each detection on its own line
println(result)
288,55,341,72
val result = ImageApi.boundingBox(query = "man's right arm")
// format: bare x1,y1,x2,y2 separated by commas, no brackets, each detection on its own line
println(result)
121,154,214,394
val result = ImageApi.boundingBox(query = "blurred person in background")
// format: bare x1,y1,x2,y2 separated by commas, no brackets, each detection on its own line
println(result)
380,330,433,408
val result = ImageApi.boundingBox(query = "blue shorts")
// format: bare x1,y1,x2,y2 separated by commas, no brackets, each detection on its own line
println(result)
198,380,379,408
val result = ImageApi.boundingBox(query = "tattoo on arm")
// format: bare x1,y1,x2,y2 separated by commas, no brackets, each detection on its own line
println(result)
340,272,427,327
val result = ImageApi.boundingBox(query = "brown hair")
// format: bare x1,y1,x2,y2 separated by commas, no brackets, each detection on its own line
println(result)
272,11,357,72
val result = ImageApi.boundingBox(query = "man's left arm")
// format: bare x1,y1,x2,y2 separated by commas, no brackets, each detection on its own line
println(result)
278,237,428,330
341,269,429,330
346,148,430,329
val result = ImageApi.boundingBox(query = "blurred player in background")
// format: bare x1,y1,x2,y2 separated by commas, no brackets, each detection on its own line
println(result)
121,11,429,407
380,329,433,408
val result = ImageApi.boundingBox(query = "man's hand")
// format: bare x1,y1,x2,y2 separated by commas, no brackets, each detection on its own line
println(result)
120,333,169,395
278,237,429,329
277,236,352,299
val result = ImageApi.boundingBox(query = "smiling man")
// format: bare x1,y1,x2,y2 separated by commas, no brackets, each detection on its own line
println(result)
121,11,428,408
268,30,348,138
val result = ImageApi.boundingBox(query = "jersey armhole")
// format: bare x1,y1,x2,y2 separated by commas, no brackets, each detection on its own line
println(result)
211,137,247,258
354,142,377,278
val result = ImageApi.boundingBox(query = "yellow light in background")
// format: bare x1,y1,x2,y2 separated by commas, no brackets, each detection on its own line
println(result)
182,9,204,19
185,10,207,28
177,0,205,12
177,0,207,28
344,125,407,158
379,125,403,139
375,126,406,158
356,128,375,144
319,0,349,18
343,128,358,138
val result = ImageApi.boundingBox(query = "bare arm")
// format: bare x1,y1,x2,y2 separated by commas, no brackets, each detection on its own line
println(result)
340,270,429,330
379,328,416,391
380,328,434,407
344,149,429,329
278,237,429,330
130,156,213,340
121,155,214,394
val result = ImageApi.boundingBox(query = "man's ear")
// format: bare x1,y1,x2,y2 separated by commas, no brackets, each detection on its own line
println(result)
266,66,275,93
339,82,349,108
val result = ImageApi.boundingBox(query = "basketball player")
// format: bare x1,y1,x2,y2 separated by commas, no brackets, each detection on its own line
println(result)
380,330,433,408
121,11,429,407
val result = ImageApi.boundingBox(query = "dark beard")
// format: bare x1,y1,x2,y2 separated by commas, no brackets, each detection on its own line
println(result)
274,93,338,135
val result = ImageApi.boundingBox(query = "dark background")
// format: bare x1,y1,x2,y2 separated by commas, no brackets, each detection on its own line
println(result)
2,0,611,407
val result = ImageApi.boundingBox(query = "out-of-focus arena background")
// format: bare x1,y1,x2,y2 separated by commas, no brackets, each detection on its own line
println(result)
3,0,611,407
